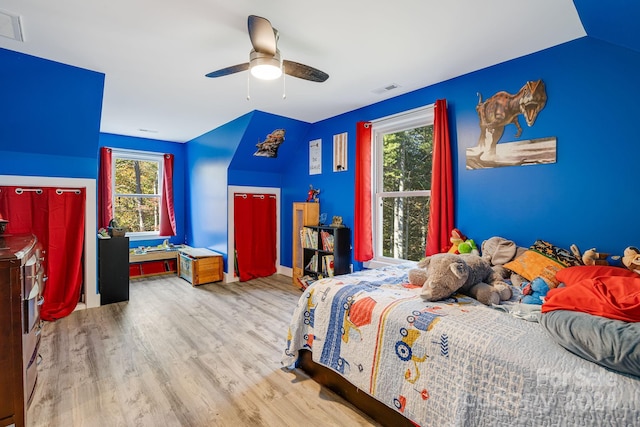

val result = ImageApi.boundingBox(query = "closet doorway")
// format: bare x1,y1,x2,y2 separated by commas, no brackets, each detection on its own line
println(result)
0,175,98,310
227,186,280,282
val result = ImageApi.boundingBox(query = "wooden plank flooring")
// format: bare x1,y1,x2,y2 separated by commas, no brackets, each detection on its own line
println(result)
28,274,381,427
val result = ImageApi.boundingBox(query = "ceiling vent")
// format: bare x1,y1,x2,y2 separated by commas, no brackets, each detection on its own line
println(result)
0,10,24,42
372,83,401,95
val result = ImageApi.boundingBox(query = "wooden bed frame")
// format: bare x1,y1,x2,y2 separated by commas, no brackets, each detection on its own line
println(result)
297,350,415,427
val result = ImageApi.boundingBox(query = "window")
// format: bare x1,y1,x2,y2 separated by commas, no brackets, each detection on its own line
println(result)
111,149,164,238
372,105,434,262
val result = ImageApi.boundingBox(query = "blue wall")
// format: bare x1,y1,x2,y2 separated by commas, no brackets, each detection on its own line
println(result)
281,36,640,270
99,133,187,247
185,110,311,263
0,48,104,178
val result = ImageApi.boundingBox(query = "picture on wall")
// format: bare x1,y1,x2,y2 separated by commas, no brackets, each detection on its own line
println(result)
333,132,347,172
254,129,285,157
466,79,555,169
309,139,321,175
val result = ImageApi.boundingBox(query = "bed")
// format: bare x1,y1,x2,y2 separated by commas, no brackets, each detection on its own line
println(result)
282,263,640,426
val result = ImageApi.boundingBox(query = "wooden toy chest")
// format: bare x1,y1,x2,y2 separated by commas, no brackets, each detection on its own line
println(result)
177,247,223,286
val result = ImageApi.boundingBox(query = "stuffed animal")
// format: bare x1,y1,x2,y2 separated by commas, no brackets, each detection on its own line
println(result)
622,246,640,274
408,253,512,305
520,277,550,305
448,228,467,254
582,248,609,266
458,239,479,256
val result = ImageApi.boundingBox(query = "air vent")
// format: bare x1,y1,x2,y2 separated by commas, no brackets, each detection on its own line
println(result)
0,10,24,42
372,83,401,95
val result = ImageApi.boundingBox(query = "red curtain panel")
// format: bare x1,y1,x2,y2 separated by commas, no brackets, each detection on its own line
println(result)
0,186,85,321
98,147,113,229
159,153,176,236
354,121,373,262
234,193,277,281
425,99,454,256
40,188,85,321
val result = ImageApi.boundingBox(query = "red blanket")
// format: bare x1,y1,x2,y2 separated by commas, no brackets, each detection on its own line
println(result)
542,276,640,322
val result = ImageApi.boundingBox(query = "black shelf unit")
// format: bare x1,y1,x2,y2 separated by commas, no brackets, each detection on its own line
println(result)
302,225,351,278
98,237,130,305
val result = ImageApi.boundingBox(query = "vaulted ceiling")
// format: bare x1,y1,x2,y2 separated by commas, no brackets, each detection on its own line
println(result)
0,1,636,143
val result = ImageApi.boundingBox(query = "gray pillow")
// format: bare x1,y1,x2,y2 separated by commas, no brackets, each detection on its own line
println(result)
540,310,640,377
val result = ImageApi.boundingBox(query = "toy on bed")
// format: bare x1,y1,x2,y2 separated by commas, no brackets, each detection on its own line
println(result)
520,276,550,304
408,252,512,305
622,246,640,274
480,236,527,287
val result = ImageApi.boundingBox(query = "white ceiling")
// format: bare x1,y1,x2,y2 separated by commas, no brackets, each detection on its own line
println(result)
0,0,586,143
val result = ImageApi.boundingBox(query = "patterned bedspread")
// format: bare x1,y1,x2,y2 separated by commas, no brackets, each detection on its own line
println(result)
283,264,640,427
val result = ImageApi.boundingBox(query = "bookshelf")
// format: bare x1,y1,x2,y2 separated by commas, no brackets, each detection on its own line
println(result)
301,225,351,283
292,202,319,287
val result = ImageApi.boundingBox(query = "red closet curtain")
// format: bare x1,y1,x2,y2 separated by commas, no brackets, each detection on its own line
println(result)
425,99,454,256
159,153,176,236
0,186,85,321
354,121,373,262
98,147,113,229
40,188,85,321
234,193,277,281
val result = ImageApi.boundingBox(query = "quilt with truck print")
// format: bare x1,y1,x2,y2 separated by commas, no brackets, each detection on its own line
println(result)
282,263,639,426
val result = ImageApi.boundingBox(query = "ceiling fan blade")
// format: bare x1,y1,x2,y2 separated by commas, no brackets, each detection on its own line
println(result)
205,63,250,78
248,15,277,55
283,60,329,82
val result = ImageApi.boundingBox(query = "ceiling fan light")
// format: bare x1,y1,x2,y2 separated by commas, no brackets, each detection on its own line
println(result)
249,49,282,80
251,63,282,80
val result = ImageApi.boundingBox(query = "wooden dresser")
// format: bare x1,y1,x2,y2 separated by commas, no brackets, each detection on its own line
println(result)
0,234,44,427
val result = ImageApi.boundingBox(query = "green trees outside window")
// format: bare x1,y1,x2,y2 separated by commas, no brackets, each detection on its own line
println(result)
113,157,161,234
380,124,433,261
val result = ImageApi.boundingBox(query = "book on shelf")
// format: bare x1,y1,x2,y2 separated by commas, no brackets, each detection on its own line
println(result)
305,253,318,271
322,254,334,277
320,230,334,252
301,227,319,249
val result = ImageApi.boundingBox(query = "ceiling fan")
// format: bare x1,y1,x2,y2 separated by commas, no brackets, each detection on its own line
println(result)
205,15,329,83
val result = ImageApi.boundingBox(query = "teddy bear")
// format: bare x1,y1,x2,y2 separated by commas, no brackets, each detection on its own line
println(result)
622,246,640,274
408,253,512,305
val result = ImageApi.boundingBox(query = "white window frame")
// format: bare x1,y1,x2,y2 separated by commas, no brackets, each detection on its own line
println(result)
111,148,164,241
367,104,435,268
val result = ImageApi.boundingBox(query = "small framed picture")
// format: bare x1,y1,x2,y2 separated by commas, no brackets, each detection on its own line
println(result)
309,139,321,175
333,132,347,172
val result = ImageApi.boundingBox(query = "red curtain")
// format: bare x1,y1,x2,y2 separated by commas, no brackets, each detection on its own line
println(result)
354,121,373,262
98,147,113,229
234,193,277,281
0,186,85,321
159,153,176,236
425,99,454,256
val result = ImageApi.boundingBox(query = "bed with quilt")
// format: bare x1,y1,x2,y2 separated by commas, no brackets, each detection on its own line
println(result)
282,263,640,427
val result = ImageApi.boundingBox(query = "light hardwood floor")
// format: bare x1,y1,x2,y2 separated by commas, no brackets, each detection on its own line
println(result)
28,274,381,427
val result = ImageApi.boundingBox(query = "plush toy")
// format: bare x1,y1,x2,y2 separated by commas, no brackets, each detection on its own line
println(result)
458,239,479,256
408,253,512,305
520,277,550,305
622,246,640,274
448,228,467,254
582,248,609,266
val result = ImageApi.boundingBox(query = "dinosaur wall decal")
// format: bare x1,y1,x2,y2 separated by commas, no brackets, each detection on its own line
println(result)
468,79,547,161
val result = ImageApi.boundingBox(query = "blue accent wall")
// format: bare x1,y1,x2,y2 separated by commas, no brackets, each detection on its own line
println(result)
185,110,311,265
0,48,104,178
281,36,640,270
99,133,187,248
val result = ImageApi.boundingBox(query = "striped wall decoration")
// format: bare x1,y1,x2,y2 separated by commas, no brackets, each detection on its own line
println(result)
333,132,348,172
